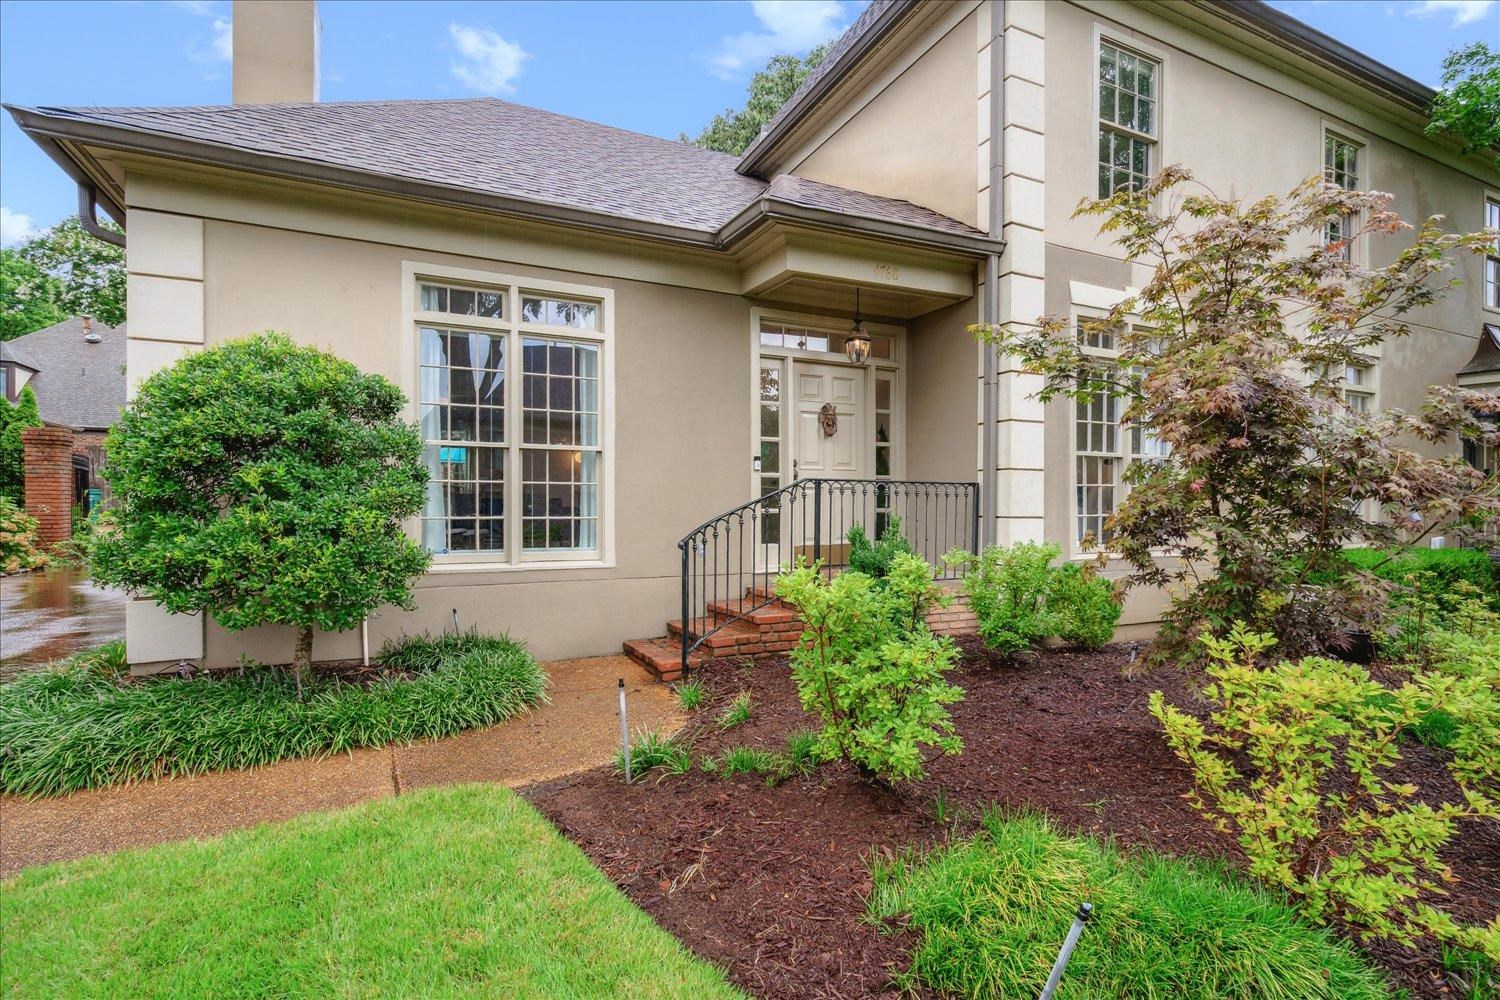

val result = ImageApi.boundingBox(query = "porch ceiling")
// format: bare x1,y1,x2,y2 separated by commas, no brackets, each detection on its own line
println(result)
740,231,977,319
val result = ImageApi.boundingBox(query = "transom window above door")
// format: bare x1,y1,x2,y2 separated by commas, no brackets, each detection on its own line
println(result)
759,321,893,360
411,267,611,567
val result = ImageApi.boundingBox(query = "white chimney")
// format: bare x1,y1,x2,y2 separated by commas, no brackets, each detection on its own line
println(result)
232,1,320,104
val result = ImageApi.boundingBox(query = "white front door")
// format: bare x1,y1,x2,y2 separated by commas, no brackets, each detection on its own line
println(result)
792,361,866,481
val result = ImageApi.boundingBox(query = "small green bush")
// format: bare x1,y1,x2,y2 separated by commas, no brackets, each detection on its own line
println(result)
0,632,546,797
1048,562,1123,650
951,542,1060,656
870,809,1391,999
675,679,705,711
716,691,752,729
774,553,962,785
0,497,48,574
1151,624,1499,959
846,516,912,580
616,729,692,781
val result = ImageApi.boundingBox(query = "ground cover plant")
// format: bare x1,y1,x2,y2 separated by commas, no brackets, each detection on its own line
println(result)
975,167,1499,658
0,784,744,999
0,631,545,797
774,552,962,784
90,332,430,694
869,809,1391,999
1152,625,1500,959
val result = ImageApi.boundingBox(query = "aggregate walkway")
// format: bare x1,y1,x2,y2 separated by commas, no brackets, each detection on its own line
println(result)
0,655,680,877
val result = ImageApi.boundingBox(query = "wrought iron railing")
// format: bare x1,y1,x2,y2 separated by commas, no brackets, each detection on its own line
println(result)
677,478,980,674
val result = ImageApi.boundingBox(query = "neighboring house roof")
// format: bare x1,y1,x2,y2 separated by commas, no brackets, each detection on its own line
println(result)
1458,323,1500,378
5,98,993,255
0,317,126,431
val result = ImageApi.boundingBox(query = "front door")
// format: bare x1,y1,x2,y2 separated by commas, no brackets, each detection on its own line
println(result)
792,361,866,482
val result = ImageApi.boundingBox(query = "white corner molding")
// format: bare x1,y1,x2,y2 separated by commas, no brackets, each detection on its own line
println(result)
1069,280,1140,311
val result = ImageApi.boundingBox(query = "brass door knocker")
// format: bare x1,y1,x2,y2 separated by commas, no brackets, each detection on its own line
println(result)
818,402,839,437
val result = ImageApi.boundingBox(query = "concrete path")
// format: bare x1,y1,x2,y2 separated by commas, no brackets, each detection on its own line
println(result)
0,655,679,876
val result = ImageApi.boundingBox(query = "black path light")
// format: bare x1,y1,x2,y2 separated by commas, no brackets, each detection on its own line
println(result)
845,287,872,364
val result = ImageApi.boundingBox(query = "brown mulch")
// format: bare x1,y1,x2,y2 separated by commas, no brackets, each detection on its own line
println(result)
523,638,1500,1000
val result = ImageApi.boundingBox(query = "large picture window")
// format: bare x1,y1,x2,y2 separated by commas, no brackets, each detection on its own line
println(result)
413,272,609,564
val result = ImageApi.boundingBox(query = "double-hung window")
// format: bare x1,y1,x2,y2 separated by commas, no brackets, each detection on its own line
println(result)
415,272,608,564
1341,363,1375,413
1074,322,1163,548
1323,133,1362,257
1097,41,1159,198
1485,195,1499,311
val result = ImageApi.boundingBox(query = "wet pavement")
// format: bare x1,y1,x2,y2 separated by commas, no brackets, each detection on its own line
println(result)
0,567,126,680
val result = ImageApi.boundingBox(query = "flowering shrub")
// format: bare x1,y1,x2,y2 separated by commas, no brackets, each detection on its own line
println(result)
0,497,48,574
774,553,963,784
1151,625,1499,958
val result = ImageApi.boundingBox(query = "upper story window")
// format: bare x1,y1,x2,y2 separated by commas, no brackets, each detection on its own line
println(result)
1341,363,1375,413
415,274,609,565
1323,133,1362,256
1485,196,1499,311
1097,41,1159,199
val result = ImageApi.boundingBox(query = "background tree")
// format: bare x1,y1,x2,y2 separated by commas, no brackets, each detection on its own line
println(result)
685,46,829,155
1426,42,1500,166
7,217,126,331
976,167,1499,657
0,249,66,341
0,386,43,504
90,333,430,692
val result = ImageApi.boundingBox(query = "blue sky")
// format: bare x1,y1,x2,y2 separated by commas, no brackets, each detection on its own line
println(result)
1,0,1496,245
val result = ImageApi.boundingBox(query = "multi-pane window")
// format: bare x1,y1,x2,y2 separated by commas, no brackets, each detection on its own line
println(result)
758,362,782,544
874,374,895,535
1097,42,1158,198
416,277,606,562
1323,134,1361,255
1341,364,1375,413
759,321,893,360
1485,197,1499,310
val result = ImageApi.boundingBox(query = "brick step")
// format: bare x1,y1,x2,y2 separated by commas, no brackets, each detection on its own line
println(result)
623,637,704,682
706,597,799,626
665,617,758,649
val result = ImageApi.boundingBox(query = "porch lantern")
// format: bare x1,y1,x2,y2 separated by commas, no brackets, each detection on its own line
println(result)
845,288,872,364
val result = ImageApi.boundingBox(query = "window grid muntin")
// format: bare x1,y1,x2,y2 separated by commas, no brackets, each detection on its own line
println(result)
757,362,783,544
520,335,601,553
416,275,606,562
1098,42,1157,137
759,321,894,360
420,323,509,555
1323,134,1362,254
1486,197,1500,310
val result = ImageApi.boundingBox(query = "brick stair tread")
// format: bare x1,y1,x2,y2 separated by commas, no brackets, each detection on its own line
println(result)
665,617,758,648
706,598,799,625
623,637,703,681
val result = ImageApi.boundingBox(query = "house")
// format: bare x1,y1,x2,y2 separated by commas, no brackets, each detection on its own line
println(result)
8,0,1498,673
1,316,125,543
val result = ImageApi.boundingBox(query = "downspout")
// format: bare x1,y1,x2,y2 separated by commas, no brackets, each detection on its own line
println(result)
981,0,1004,547
77,182,125,248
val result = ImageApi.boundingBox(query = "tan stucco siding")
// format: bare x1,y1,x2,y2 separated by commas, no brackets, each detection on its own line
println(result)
907,292,983,484
789,7,982,228
199,219,754,664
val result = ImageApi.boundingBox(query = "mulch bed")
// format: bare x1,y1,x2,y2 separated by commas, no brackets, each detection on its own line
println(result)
523,639,1499,999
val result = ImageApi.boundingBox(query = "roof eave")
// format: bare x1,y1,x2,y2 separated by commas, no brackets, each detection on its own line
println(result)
735,0,922,177
720,195,1000,257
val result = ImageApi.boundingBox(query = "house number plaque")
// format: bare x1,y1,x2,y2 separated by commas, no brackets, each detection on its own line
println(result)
873,264,900,281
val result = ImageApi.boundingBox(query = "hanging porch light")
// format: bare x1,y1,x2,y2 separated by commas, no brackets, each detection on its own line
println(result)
845,287,871,364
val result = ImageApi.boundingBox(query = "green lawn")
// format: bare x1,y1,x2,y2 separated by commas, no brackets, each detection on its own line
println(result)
1,784,745,999
870,810,1391,1000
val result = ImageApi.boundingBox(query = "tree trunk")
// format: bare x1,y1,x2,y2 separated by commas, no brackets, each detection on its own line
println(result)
292,625,314,701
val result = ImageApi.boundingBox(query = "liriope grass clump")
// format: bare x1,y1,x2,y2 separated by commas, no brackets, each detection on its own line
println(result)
0,630,546,798
869,810,1390,1000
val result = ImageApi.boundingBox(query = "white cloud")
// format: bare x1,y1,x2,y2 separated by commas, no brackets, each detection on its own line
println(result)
1405,0,1495,25
708,1,849,80
1,207,40,248
175,0,231,63
448,23,529,95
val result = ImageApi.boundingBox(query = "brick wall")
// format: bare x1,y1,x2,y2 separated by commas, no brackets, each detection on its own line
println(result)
22,426,76,547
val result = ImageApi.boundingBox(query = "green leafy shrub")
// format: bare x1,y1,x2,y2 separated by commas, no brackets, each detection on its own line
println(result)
1047,562,1123,650
774,553,963,785
869,809,1390,999
0,496,48,574
846,516,911,580
950,542,1060,657
89,332,431,693
1151,624,1499,958
0,632,545,797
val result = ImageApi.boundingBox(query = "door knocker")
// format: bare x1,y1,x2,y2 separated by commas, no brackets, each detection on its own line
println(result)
818,402,839,437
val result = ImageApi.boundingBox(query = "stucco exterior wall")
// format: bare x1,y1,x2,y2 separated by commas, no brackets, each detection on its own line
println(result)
787,6,982,229
194,217,754,665
907,292,982,485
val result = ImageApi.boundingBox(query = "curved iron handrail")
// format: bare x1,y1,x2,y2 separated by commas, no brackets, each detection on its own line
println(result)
676,478,980,675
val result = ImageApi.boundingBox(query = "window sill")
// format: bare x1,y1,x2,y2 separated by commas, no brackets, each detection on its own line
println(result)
426,558,614,574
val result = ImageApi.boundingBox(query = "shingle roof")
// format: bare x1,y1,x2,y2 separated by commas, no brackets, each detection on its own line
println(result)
0,318,126,430
15,97,988,249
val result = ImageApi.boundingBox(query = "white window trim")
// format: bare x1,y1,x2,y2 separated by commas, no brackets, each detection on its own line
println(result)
748,305,906,503
1319,120,1371,262
401,260,615,573
1483,188,1500,317
1092,26,1168,201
